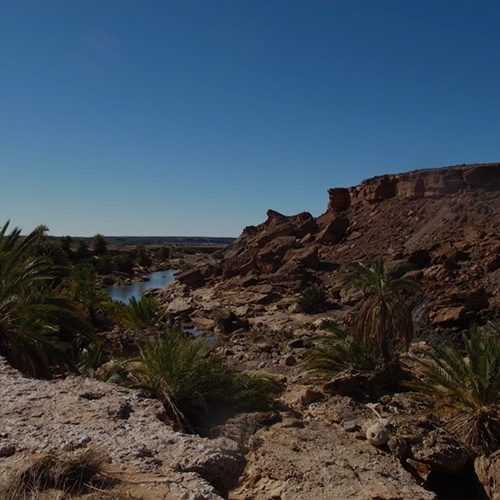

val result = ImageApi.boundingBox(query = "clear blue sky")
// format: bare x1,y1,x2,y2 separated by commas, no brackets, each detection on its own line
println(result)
2,0,500,237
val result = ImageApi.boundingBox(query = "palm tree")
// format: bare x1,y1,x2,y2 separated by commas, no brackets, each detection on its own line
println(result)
411,324,500,454
342,254,419,361
69,264,112,325
0,221,90,377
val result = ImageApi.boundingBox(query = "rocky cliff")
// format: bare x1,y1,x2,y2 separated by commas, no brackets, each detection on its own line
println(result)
208,163,500,332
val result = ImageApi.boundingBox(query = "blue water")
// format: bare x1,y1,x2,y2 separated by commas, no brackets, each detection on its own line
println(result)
106,269,177,303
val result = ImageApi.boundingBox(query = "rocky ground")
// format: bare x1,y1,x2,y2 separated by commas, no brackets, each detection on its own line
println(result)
2,163,500,499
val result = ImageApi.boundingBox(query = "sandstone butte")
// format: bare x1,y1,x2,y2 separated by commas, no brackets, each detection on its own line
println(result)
1,162,500,500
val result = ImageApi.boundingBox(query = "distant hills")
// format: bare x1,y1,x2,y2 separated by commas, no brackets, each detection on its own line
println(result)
47,236,235,247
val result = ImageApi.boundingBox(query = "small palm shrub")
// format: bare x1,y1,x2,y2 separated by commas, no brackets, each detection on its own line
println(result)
115,295,160,329
127,328,282,431
74,337,106,377
69,264,112,324
410,324,500,454
342,254,418,360
298,283,327,314
303,324,385,375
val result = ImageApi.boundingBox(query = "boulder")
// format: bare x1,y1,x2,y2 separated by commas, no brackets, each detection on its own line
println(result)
176,268,205,288
317,215,349,244
284,245,320,269
328,188,351,212
166,298,194,316
475,450,500,500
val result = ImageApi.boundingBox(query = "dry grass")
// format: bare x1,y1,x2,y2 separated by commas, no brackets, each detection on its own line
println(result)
0,448,124,500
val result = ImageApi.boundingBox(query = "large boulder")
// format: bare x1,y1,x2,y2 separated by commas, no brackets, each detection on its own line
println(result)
284,245,320,269
176,268,205,288
317,215,349,244
328,188,351,212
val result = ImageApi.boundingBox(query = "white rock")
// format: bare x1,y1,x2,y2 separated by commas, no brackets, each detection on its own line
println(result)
366,420,390,446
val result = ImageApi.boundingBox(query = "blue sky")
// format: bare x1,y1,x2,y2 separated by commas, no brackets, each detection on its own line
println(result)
2,0,500,237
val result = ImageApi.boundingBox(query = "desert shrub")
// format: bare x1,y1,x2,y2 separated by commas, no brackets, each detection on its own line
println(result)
298,283,327,314
212,250,224,260
214,307,248,334
113,253,134,274
93,254,114,275
303,324,385,375
115,295,160,329
92,234,108,255
410,324,500,455
57,235,73,257
179,262,194,272
126,328,282,431
74,337,107,377
158,245,171,260
75,239,90,260
0,448,107,499
135,245,152,267
342,254,418,360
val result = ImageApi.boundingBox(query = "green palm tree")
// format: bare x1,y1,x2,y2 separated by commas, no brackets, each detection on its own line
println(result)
342,254,419,361
69,264,113,325
0,221,90,377
411,325,500,454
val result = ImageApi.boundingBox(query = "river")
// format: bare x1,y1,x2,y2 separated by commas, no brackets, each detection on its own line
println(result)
105,269,178,303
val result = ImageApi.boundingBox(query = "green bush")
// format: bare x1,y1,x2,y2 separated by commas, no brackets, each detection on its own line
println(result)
115,295,160,329
298,283,327,314
135,244,152,267
303,324,385,375
94,254,114,275
126,328,282,431
410,324,500,454
179,262,195,273
75,239,90,260
113,253,134,274
92,234,108,255
158,245,171,260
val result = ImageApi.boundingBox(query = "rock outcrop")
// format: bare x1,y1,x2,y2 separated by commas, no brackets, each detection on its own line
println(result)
201,162,500,332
